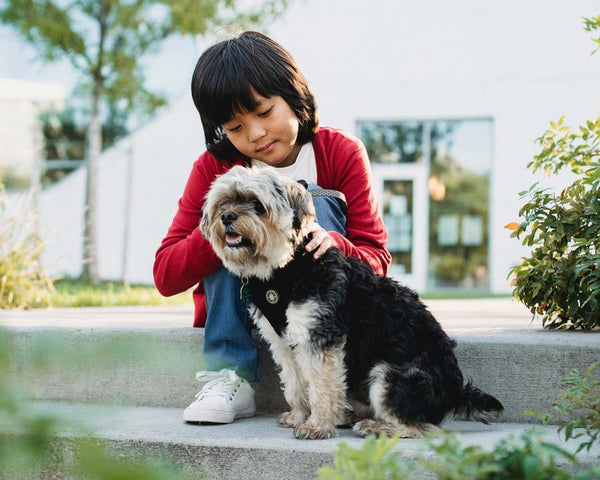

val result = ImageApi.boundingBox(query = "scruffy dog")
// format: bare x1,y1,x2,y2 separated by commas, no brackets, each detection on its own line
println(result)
200,166,503,440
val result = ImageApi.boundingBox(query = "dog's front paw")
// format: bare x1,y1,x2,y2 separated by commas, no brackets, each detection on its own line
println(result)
278,410,306,428
294,419,337,440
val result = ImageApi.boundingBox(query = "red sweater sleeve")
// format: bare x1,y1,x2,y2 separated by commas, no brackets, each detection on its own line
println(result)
316,128,391,276
153,152,227,297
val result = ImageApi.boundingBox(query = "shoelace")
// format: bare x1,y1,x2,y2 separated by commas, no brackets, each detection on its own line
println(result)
194,369,242,401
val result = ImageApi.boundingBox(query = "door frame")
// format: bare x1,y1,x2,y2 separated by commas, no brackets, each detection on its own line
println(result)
372,163,429,292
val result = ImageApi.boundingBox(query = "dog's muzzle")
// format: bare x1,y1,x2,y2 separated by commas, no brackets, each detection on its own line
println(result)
221,211,250,248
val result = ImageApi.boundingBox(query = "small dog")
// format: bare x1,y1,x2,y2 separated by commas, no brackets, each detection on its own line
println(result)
201,166,503,440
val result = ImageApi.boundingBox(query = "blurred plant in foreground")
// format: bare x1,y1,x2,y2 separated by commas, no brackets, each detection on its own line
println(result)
0,329,206,479
318,430,600,480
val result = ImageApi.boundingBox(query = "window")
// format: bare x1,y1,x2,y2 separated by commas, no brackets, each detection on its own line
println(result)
359,119,493,290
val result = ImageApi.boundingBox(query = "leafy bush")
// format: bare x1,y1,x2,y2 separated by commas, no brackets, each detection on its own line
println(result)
318,431,600,480
529,363,600,456
318,435,411,480
506,115,600,330
0,184,54,309
506,16,600,330
556,363,600,456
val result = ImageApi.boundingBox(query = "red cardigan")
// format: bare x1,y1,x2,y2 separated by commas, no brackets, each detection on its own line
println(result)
154,127,391,327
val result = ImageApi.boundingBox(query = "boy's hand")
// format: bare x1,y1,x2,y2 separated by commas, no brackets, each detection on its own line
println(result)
305,221,333,259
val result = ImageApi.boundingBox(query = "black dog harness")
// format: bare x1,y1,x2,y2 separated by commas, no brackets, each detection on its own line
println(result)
239,186,347,336
241,239,316,336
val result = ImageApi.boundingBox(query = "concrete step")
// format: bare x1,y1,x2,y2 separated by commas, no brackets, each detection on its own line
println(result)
2,300,599,423
2,401,598,480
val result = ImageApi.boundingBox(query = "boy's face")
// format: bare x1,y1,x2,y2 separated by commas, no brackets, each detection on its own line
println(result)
222,93,302,167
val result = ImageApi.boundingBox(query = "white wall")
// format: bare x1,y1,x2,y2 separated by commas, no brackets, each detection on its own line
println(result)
30,0,600,292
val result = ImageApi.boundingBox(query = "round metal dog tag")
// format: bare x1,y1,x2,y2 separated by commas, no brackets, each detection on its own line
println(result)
265,289,279,304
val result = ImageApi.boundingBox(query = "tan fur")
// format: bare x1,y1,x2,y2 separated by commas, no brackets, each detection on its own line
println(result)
250,305,310,426
293,342,347,439
200,166,315,280
350,362,438,438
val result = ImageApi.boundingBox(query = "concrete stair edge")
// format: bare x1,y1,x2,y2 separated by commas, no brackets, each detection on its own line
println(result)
4,401,599,480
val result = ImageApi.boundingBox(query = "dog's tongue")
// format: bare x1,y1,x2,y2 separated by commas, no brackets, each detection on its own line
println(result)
226,233,243,246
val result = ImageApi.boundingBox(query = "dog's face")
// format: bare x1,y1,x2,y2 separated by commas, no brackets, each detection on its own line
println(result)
201,166,316,279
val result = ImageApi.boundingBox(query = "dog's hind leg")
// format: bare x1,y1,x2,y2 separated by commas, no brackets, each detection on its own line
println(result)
339,399,373,428
352,362,438,438
293,344,347,440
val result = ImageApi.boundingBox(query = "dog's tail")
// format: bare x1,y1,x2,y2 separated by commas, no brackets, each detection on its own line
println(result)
454,381,504,424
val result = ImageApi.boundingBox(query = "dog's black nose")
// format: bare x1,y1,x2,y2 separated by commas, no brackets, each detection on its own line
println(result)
221,211,238,225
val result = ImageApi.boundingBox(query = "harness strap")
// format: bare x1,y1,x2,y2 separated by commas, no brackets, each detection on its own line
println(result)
309,188,347,214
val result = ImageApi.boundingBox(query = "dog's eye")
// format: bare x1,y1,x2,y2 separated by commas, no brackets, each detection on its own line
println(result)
253,200,266,215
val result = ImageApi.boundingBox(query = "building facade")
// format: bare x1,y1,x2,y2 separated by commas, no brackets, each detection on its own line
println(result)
12,0,599,293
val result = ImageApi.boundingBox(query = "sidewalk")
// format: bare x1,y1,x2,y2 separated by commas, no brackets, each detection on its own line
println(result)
0,297,541,330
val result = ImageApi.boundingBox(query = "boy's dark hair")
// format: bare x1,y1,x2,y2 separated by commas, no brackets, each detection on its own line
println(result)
191,31,319,162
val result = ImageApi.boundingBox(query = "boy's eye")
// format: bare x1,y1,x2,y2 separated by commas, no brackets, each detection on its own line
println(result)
257,106,273,117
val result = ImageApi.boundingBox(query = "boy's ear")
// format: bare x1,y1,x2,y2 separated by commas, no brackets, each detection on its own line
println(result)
286,181,315,230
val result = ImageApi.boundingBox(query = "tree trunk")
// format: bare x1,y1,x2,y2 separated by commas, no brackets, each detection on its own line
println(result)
81,81,102,284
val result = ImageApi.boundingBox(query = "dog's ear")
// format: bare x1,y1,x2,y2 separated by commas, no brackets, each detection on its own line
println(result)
199,209,209,240
286,180,315,230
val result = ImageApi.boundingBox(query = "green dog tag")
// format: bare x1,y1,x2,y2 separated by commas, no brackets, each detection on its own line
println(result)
240,285,252,300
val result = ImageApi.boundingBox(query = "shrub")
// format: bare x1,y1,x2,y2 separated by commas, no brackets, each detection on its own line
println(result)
318,430,600,480
529,363,600,456
506,16,600,330
506,115,600,330
318,435,411,480
556,363,600,456
0,183,54,309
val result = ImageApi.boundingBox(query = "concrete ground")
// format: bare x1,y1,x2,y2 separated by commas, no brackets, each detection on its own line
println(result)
0,297,542,330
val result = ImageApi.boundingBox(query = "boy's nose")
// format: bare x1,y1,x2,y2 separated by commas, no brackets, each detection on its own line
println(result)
248,124,267,142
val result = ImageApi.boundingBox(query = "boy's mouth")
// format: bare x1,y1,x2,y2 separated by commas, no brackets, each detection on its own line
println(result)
256,141,276,153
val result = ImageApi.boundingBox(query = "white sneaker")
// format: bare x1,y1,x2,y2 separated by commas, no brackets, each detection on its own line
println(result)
183,369,256,423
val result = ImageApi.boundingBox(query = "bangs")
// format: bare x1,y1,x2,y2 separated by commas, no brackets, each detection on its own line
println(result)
194,38,286,128
199,66,261,127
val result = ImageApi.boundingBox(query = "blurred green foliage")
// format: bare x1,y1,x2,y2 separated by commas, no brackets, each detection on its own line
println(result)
526,363,600,457
318,430,600,480
0,328,206,479
555,363,600,456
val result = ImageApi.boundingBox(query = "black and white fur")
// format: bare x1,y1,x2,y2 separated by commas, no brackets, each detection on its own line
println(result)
201,166,504,440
